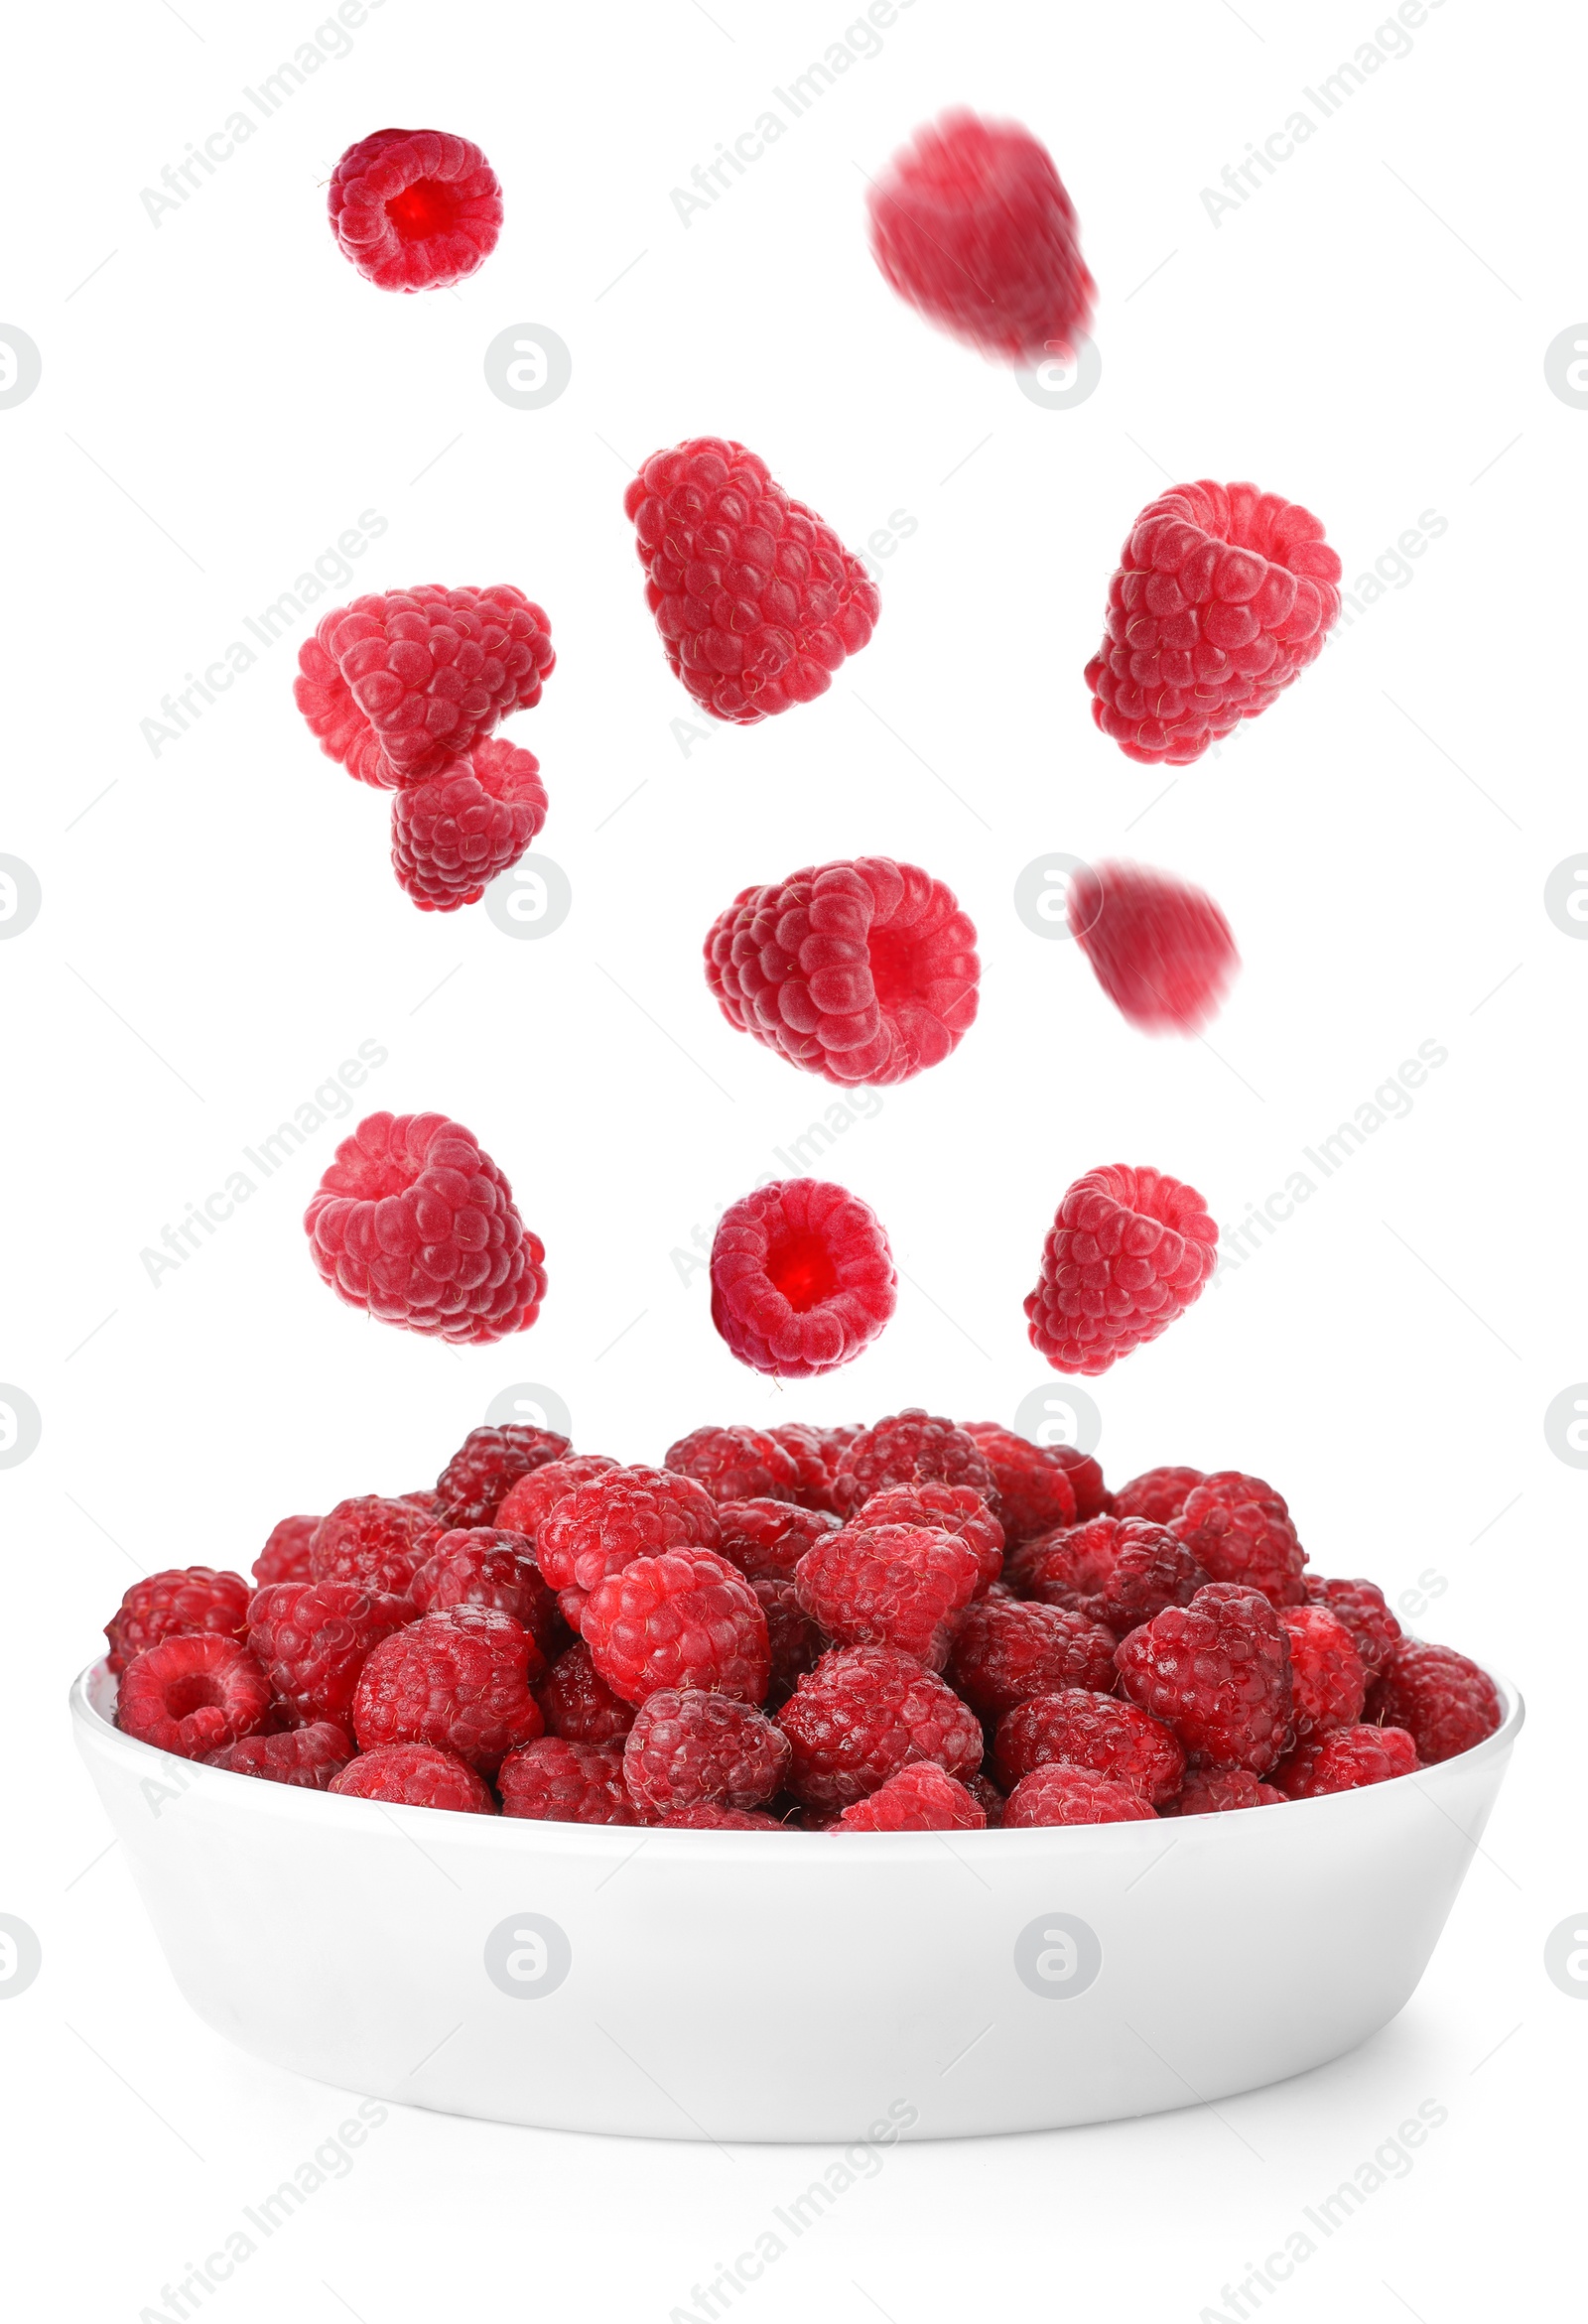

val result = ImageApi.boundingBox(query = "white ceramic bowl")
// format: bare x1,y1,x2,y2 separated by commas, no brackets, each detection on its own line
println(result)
71,1659,1521,2142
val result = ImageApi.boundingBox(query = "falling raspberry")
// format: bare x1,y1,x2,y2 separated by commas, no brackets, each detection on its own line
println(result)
1025,1164,1218,1376
1068,861,1240,1036
710,1178,897,1377
391,739,548,912
706,858,981,1087
865,110,1095,366
1085,481,1342,766
328,129,503,292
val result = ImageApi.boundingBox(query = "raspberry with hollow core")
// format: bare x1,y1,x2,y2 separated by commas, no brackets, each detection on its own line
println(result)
711,1178,896,1377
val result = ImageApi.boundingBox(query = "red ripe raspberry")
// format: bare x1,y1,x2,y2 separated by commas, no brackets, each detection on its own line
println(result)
351,1607,545,1774
408,1531,559,1653
750,1575,825,1707
1010,1515,1206,1637
304,1110,546,1345
710,1178,896,1377
1303,1576,1402,1678
831,1409,999,1520
993,1689,1184,1804
247,1581,414,1729
1086,480,1342,767
866,110,1094,365
328,128,503,293
1004,1764,1157,1829
582,1549,769,1708
657,1803,790,1830
536,1468,721,1605
252,1515,319,1587
1112,1466,1204,1525
116,1636,272,1761
835,1763,987,1832
706,857,980,1088
1277,1606,1366,1736
968,1772,1005,1827
391,739,549,912
1271,1725,1420,1799
1368,1640,1502,1765
1069,862,1240,1038
1167,1768,1285,1815
947,1598,1118,1721
207,1723,352,1789
1046,1446,1111,1521
534,1642,635,1743
855,1483,1002,1595
495,1454,619,1543
1025,1164,1218,1376
763,1422,842,1510
295,585,554,790
105,1567,251,1677
1116,1583,1294,1775
623,437,879,723
959,1424,1078,1542
775,1643,983,1812
1170,1473,1306,1606
713,1499,840,1582
498,1737,637,1825
329,1743,494,1813
622,1690,792,1817
664,1424,802,1504
793,1522,981,1671
310,1494,443,1598
435,1422,570,1526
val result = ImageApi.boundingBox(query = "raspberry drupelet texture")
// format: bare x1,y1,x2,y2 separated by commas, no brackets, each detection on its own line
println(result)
1115,1583,1294,1775
775,1643,983,1812
1167,1767,1285,1815
713,1498,841,1582
247,1581,414,1729
206,1723,352,1789
498,1737,637,1825
1003,1763,1157,1829
622,1690,792,1817
534,1641,636,1743
831,1409,1000,1520
762,1421,846,1510
1277,1605,1367,1735
253,1515,319,1588
752,1574,827,1705
392,739,549,912
304,1110,546,1345
959,1424,1078,1543
1043,1445,1112,1522
710,1179,897,1377
1271,1724,1420,1799
705,858,980,1088
664,1424,803,1505
947,1597,1119,1720
854,1483,1003,1595
116,1635,273,1761
435,1424,571,1527
1025,1165,1219,1376
351,1607,545,1775
310,1494,443,1598
793,1521,982,1671
1303,1576,1402,1678
105,1567,251,1676
866,110,1095,365
992,1689,1185,1804
1170,1472,1307,1606
328,129,503,292
1369,1639,1503,1764
329,1743,494,1813
834,1762,987,1832
1111,1466,1205,1526
1009,1514,1207,1637
658,1803,791,1830
535,1469,722,1612
1069,861,1241,1037
407,1532,560,1654
623,438,879,722
494,1454,620,1544
1086,481,1342,766
581,1548,770,1708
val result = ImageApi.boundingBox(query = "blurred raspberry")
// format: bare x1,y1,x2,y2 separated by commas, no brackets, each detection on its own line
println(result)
710,1178,896,1377
408,1530,560,1653
252,1516,319,1588
248,1581,414,1729
206,1723,352,1789
1069,862,1240,1037
536,1468,721,1608
959,1424,1078,1542
582,1548,770,1708
775,1643,982,1812
713,1498,840,1582
947,1597,1118,1721
1271,1724,1420,1799
533,1641,635,1743
657,1803,791,1830
310,1494,443,1598
854,1482,1003,1595
435,1423,570,1526
1303,1576,1402,1677
993,1689,1185,1804
1111,1466,1204,1526
1004,1763,1157,1828
835,1763,986,1832
1116,1583,1294,1775
1368,1639,1502,1764
1010,1514,1206,1636
1171,1473,1306,1606
498,1737,637,1824
329,1743,494,1813
664,1424,802,1504
328,127,503,293
751,1575,826,1705
1278,1605,1366,1736
392,739,548,912
1166,1767,1285,1815
794,1521,981,1671
495,1454,620,1543
831,1409,999,1519
622,1690,791,1817
1026,1164,1218,1376
116,1635,272,1761
105,1567,250,1677
351,1606,545,1774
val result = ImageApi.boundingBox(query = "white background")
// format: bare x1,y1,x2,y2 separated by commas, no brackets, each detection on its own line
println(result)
1,0,1582,2314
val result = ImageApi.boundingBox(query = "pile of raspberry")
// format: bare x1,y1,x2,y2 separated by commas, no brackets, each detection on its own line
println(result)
103,1413,1503,1831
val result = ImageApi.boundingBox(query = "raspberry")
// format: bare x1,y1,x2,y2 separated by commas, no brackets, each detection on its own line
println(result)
1003,1764,1157,1829
536,1469,721,1608
435,1423,570,1527
854,1484,1003,1594
1277,1606,1366,1736
713,1498,841,1582
664,1424,802,1505
498,1737,637,1825
834,1763,986,1832
775,1643,982,1812
1166,1768,1284,1815
1111,1466,1204,1526
959,1424,1077,1543
1303,1576,1402,1678
1025,1165,1219,1376
495,1454,620,1543
310,1494,443,1598
295,586,554,792
329,1743,494,1813
351,1607,545,1774
657,1803,790,1830
866,111,1095,365
252,1516,319,1588
391,739,548,912
1271,1725,1420,1799
1009,1515,1206,1637
751,1575,825,1705
582,1548,769,1708
304,1110,546,1345
105,1567,250,1677
706,858,980,1087
408,1531,559,1653
1069,862,1241,1037
328,128,503,293
1044,1446,1112,1522
1085,481,1342,766
1368,1640,1502,1764
763,1422,843,1510
116,1635,272,1761
1116,1583,1294,1775
830,1409,999,1520
247,1581,414,1728
623,437,879,722
710,1179,896,1377
992,1689,1185,1804
206,1723,352,1789
947,1598,1118,1720
793,1522,981,1671
968,1771,1005,1827
534,1641,635,1743
622,1690,791,1817
1170,1473,1306,1606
